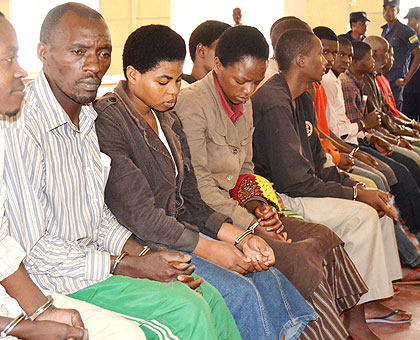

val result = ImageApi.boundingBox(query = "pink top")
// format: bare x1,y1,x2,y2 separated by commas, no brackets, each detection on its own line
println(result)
213,72,243,124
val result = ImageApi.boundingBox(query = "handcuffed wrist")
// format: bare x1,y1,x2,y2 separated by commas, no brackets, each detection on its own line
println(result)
234,218,262,247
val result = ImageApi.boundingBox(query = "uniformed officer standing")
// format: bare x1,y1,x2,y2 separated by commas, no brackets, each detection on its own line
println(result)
342,11,370,42
402,7,420,121
381,0,420,111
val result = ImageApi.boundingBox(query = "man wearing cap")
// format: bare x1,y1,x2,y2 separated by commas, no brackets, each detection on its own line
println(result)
402,7,420,121
343,11,370,42
381,0,420,111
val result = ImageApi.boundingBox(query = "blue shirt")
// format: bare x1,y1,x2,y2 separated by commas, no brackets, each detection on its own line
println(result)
405,33,420,94
382,20,420,82
342,30,365,42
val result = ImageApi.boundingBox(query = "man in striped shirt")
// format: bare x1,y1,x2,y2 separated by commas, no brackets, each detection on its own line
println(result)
1,3,237,340
0,11,148,340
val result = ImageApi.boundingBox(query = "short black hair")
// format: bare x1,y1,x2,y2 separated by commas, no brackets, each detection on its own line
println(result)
313,26,337,41
338,36,352,48
40,2,103,44
123,24,186,77
270,16,302,35
0,11,5,18
215,25,269,67
275,29,318,71
271,19,311,49
351,41,371,61
188,20,231,61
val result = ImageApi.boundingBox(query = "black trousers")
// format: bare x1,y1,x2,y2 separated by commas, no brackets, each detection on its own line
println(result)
402,90,420,121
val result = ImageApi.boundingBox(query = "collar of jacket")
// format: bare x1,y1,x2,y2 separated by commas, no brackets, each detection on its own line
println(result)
113,80,185,186
194,71,253,149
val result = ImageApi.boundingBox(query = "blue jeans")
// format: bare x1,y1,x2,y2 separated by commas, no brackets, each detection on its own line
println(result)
394,220,420,268
190,254,317,340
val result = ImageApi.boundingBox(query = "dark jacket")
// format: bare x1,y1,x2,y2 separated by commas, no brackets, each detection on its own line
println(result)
363,73,413,137
94,81,230,252
252,73,354,199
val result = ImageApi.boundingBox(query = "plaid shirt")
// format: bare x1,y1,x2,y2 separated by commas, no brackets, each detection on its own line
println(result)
340,70,366,123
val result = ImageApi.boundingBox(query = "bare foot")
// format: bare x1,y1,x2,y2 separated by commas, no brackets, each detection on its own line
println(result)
365,301,411,323
344,304,382,340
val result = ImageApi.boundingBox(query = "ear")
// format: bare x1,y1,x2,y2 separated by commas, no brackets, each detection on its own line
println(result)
213,56,223,74
296,54,306,68
126,65,140,84
37,42,47,63
196,43,206,59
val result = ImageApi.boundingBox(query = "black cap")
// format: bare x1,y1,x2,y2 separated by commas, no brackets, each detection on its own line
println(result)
383,0,400,8
405,7,420,19
350,11,370,22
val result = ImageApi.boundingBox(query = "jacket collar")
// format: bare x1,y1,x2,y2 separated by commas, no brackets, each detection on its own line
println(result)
113,80,184,182
196,71,253,148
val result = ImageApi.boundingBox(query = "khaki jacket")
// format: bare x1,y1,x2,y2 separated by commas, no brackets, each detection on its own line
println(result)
175,72,256,229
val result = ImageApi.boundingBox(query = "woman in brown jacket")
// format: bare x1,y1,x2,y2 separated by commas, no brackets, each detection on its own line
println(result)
175,25,372,340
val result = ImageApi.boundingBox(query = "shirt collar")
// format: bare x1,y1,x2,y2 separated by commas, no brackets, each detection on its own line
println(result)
344,70,364,89
212,72,243,124
35,70,97,132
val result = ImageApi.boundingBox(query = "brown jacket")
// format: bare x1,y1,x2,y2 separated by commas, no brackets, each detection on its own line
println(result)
175,72,256,229
94,81,229,252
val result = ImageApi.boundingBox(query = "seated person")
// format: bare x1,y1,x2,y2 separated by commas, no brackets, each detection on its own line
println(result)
175,24,372,340
323,37,396,191
94,24,316,340
323,34,420,272
182,20,230,85
312,26,386,190
252,28,408,338
1,4,236,340
362,36,420,145
0,11,145,340
341,41,420,243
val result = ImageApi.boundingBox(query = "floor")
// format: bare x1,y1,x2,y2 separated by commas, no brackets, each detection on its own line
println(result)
368,231,420,340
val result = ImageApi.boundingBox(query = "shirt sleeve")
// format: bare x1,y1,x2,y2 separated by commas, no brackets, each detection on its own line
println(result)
3,128,113,284
175,94,256,230
405,26,420,52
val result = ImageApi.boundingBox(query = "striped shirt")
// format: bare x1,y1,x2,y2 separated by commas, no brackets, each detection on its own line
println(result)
1,71,132,294
0,129,26,282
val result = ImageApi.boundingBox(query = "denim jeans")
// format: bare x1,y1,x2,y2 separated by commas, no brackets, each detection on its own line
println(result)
189,254,317,340
394,220,420,268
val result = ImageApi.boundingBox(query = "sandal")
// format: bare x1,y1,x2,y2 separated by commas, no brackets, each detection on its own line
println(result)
394,268,420,285
366,309,412,324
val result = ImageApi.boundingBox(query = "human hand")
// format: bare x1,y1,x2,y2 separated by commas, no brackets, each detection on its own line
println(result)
395,78,407,87
38,306,84,330
254,205,291,242
363,111,381,130
17,319,88,340
354,150,378,168
371,136,393,157
356,188,398,220
115,250,202,289
200,240,254,275
397,137,413,150
338,153,354,172
240,235,275,272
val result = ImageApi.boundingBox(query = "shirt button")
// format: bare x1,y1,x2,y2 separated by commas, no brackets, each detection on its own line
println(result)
227,175,233,181
109,97,117,103
232,148,239,155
